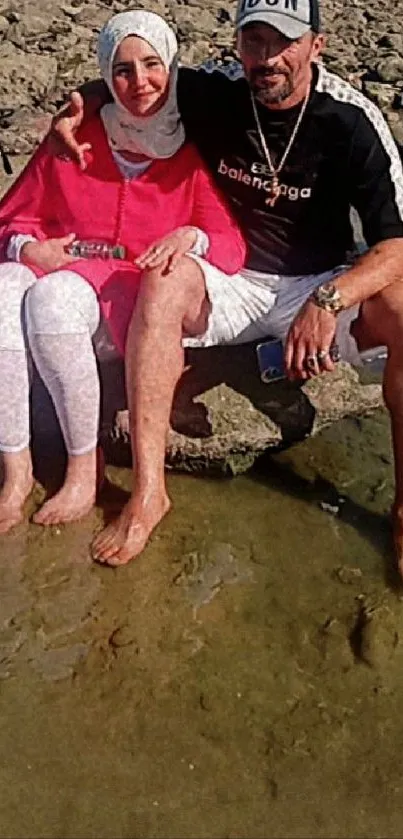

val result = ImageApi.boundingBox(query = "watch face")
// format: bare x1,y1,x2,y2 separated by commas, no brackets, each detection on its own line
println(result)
312,284,342,314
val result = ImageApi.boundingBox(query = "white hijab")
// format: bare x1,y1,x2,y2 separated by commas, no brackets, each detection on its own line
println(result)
97,10,185,159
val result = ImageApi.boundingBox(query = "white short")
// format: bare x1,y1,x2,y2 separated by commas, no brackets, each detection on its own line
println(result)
184,258,381,366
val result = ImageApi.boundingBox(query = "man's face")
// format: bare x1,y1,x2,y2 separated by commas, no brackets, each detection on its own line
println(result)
238,23,323,105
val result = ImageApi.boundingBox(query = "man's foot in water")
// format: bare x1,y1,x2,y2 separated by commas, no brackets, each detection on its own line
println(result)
91,491,171,566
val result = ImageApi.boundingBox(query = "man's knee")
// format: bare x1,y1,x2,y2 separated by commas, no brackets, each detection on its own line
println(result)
140,256,206,318
360,282,403,348
142,256,204,296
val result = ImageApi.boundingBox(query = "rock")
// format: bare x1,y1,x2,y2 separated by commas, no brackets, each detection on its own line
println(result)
378,34,403,52
0,42,57,113
87,346,384,474
317,617,355,671
357,605,398,669
376,55,403,84
362,81,397,111
0,0,403,162
0,0,402,159
387,112,403,147
30,342,383,476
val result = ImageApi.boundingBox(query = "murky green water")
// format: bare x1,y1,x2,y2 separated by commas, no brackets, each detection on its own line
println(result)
2,408,403,839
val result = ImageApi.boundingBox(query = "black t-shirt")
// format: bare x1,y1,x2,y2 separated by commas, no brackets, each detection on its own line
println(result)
177,62,403,275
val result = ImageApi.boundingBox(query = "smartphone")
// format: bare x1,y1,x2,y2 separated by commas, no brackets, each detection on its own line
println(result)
256,339,341,383
256,339,285,383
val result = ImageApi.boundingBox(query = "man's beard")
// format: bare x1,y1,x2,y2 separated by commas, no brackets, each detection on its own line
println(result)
250,68,293,105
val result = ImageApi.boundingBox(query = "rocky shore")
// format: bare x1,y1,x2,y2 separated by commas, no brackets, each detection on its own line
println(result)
0,0,403,160
0,0,397,471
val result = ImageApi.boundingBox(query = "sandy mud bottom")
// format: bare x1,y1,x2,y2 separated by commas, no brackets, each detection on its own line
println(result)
0,409,403,838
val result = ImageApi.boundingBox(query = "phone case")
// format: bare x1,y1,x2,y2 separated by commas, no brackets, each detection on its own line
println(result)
256,339,285,383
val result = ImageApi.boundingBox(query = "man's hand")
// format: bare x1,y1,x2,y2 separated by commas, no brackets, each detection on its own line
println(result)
21,234,77,272
48,92,92,171
135,227,198,274
285,298,337,380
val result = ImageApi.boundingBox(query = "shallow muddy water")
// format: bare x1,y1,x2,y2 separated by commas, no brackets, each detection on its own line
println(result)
1,409,403,839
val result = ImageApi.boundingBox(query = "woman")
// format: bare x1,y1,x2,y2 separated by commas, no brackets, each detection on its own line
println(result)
0,10,245,534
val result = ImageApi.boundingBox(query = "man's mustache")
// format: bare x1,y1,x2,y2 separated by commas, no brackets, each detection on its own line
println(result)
251,66,288,80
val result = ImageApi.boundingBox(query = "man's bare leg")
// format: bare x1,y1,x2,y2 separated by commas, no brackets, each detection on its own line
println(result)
380,347,403,576
0,449,33,533
91,256,209,566
353,282,403,576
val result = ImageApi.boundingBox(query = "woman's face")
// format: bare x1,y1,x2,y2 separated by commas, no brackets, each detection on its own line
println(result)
112,35,170,116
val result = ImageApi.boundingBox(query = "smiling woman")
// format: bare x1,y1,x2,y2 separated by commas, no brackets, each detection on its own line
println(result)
98,12,185,160
112,37,169,118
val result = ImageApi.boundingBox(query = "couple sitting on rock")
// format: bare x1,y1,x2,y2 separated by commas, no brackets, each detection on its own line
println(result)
2,0,403,576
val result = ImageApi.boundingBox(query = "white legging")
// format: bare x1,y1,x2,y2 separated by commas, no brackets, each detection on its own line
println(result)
0,262,105,455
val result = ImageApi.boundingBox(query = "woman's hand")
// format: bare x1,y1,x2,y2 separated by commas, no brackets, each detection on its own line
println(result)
21,234,77,272
48,92,92,171
135,227,198,274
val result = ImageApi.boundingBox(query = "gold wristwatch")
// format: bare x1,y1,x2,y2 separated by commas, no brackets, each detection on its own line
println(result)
311,282,344,315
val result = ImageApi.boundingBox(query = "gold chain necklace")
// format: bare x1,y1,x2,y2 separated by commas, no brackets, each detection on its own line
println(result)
250,86,310,207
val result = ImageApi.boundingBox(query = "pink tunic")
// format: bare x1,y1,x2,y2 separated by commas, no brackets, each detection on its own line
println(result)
0,116,246,353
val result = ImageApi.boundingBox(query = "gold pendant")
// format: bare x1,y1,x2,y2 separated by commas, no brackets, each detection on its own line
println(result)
265,175,280,207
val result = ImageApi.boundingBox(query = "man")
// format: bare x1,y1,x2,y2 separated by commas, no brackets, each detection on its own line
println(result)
53,0,403,572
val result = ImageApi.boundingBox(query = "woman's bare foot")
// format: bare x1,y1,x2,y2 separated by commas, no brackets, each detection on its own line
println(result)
33,448,102,526
0,448,33,534
91,491,171,566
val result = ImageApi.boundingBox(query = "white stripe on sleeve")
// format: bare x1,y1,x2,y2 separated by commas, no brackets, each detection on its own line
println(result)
316,64,403,220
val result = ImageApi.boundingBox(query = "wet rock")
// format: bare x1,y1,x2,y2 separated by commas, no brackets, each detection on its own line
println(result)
318,617,355,671
29,641,89,681
108,625,139,649
358,606,398,669
31,345,383,476
173,540,253,608
94,351,382,475
333,565,363,585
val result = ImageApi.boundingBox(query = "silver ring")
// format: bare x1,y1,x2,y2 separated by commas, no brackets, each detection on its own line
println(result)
306,355,317,366
317,349,330,360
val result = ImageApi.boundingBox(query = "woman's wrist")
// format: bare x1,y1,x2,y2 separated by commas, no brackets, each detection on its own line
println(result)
7,233,38,263
20,241,39,265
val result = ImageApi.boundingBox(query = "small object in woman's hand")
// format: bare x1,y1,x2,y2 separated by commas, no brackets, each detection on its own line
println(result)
66,239,126,260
